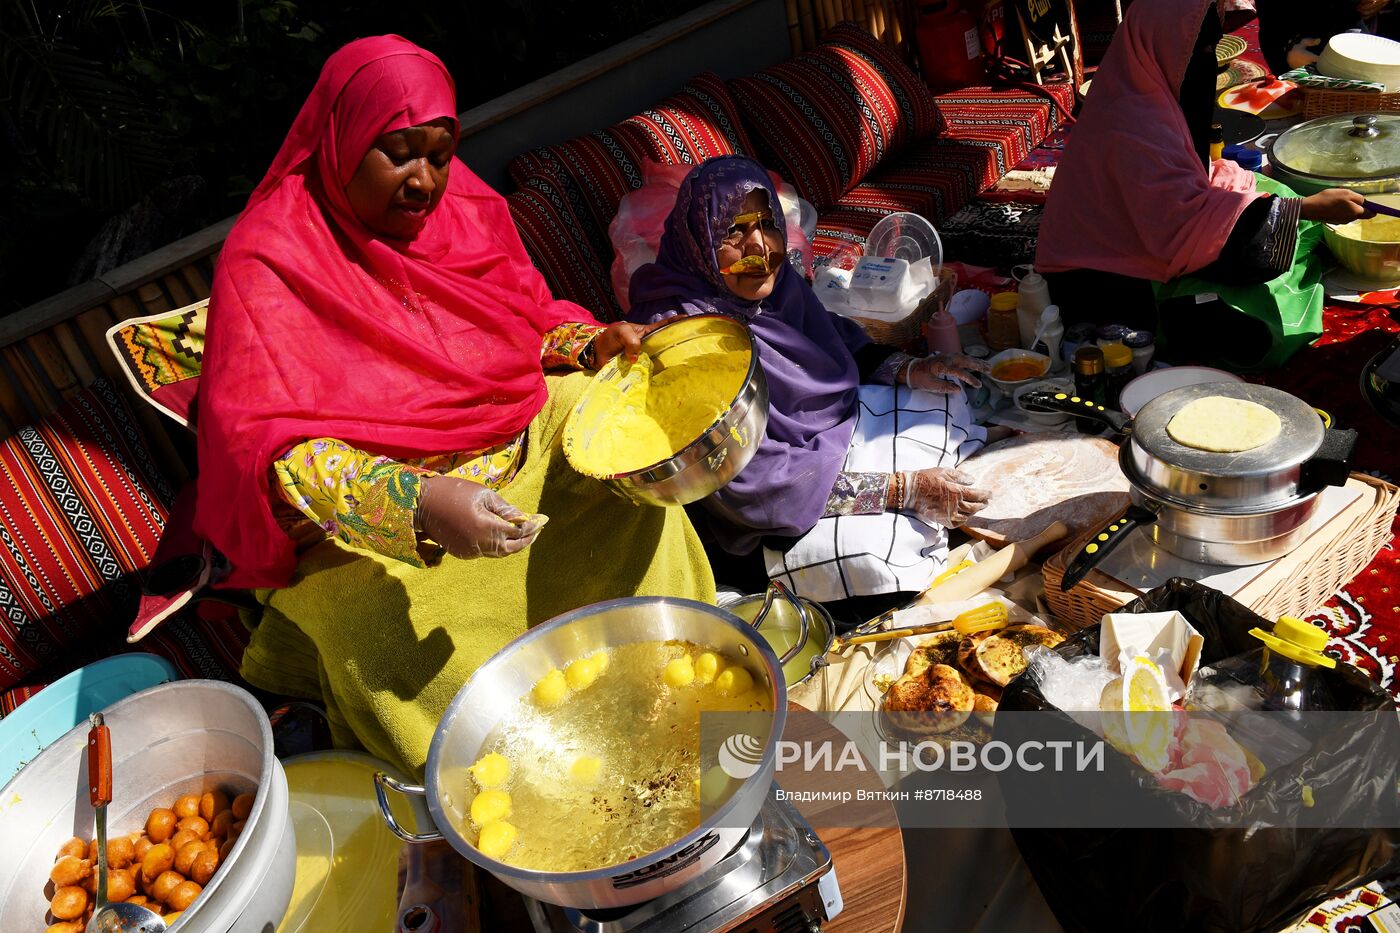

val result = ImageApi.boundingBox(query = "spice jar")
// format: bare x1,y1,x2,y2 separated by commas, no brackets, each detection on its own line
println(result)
1124,329,1155,374
1072,346,1106,434
1096,324,1129,349
1102,342,1135,410
987,292,1021,352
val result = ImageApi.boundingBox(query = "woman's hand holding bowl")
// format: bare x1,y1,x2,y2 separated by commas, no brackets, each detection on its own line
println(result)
416,476,543,558
905,353,990,394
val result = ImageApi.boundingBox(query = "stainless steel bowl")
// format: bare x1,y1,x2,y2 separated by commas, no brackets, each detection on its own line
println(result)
568,314,769,507
1131,481,1323,566
374,597,788,910
1324,193,1400,285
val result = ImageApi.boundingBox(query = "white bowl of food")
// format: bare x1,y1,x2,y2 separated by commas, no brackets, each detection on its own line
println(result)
1014,378,1075,425
986,349,1053,397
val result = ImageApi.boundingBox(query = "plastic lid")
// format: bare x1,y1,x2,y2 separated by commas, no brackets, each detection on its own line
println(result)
865,212,943,272
1123,329,1154,348
1097,324,1129,341
990,292,1020,311
1249,616,1337,668
1103,343,1134,368
1272,112,1400,180
277,751,418,932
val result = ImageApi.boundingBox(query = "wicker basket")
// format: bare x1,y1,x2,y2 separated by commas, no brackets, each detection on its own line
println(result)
841,270,957,347
1301,87,1400,118
1041,473,1400,630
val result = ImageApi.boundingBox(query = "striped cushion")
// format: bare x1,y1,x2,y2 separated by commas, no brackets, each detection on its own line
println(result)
0,380,174,690
812,83,1073,259
508,176,624,321
729,23,945,210
506,73,754,241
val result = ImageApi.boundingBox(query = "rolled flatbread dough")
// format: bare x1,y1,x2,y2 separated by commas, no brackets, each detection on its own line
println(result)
1166,396,1282,452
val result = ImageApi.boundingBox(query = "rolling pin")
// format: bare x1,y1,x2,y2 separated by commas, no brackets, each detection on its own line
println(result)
917,521,1069,606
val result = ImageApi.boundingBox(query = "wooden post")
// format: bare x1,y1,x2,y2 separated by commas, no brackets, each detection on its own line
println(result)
787,0,804,54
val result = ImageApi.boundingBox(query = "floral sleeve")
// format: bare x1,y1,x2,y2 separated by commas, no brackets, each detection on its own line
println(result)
273,439,443,567
541,322,606,370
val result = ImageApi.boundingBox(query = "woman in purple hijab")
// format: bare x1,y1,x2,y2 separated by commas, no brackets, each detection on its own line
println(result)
628,156,992,610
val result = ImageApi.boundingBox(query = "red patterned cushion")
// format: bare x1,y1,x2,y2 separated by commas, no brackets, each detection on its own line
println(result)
0,380,174,690
508,176,624,321
811,83,1073,259
729,23,945,210
507,73,754,240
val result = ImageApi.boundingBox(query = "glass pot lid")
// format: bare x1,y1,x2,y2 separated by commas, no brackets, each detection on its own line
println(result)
1272,112,1400,180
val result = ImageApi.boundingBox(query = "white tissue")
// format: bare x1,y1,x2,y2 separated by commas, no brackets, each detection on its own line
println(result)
846,256,935,317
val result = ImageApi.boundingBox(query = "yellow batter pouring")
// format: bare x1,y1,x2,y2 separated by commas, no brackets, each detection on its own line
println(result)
565,351,750,477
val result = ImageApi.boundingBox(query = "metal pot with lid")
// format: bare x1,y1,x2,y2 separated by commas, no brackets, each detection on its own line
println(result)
1264,112,1400,196
1021,383,1358,587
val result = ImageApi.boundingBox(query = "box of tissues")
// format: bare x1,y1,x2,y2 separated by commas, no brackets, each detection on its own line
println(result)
818,255,936,323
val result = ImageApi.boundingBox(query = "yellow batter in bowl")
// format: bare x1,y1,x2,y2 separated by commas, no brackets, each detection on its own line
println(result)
565,345,750,478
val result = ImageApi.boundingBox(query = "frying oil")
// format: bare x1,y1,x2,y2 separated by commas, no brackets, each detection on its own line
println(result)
461,641,772,872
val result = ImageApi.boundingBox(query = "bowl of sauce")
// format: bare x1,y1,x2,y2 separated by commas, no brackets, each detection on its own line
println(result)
986,349,1052,395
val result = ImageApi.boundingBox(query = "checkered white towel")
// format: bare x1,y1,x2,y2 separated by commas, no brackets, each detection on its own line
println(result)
764,384,986,603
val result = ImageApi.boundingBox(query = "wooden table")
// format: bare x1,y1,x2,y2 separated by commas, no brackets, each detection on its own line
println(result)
817,823,907,932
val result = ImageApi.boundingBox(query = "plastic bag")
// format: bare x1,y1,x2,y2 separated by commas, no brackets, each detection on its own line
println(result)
608,160,813,312
997,578,1400,933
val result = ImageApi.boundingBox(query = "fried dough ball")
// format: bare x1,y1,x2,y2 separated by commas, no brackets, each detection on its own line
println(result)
133,836,153,861
174,840,206,876
107,868,137,903
107,835,136,870
173,794,200,820
477,821,517,860
56,838,86,860
45,923,83,933
218,839,235,861
49,856,91,887
176,816,208,838
50,885,88,920
231,793,254,822
210,810,233,840
200,791,229,823
151,869,184,905
163,911,183,926
190,847,220,885
167,880,202,911
145,808,177,844
141,843,174,884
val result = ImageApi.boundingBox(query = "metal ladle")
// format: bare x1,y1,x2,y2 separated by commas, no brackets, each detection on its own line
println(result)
85,712,167,933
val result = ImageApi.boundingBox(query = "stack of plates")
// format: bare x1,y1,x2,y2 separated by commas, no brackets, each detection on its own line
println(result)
1318,33,1400,91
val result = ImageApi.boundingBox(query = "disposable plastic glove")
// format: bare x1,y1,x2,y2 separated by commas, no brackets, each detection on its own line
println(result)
899,467,991,527
415,475,543,559
905,353,990,395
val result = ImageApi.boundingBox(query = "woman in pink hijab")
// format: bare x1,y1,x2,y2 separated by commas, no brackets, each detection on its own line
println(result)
195,36,713,773
1035,0,1366,364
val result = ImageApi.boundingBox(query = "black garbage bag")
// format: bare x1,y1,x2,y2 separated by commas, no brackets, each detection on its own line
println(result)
996,578,1400,933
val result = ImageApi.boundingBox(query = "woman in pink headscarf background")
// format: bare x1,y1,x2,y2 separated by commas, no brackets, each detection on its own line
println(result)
1035,0,1366,367
195,36,713,773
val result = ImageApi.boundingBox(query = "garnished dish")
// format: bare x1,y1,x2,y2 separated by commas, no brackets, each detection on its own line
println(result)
458,641,770,872
37,787,255,931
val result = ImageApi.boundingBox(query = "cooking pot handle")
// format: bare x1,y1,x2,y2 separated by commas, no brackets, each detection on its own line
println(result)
375,771,445,844
1019,390,1132,434
1301,427,1358,490
1060,505,1158,591
748,580,811,667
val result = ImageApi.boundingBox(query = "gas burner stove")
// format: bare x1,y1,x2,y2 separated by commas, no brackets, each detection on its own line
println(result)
523,788,841,932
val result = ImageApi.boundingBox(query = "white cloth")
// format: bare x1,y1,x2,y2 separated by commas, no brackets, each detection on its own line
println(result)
764,384,986,603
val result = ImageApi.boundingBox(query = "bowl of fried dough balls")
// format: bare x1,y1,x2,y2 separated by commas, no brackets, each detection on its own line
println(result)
0,681,295,932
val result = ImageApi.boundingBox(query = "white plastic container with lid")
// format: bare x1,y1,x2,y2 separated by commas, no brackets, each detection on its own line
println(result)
1016,271,1052,348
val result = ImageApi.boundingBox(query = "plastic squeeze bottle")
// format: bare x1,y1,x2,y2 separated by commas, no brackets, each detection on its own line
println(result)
1030,305,1064,372
926,308,962,355
1016,271,1052,348
1185,616,1337,769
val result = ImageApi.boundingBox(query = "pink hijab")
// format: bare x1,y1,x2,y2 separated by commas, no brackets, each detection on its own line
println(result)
1035,0,1264,281
195,36,594,589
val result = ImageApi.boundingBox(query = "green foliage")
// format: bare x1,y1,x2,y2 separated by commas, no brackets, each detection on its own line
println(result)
0,0,707,313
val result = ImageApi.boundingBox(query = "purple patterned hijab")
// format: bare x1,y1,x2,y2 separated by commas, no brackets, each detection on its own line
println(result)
628,156,868,555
